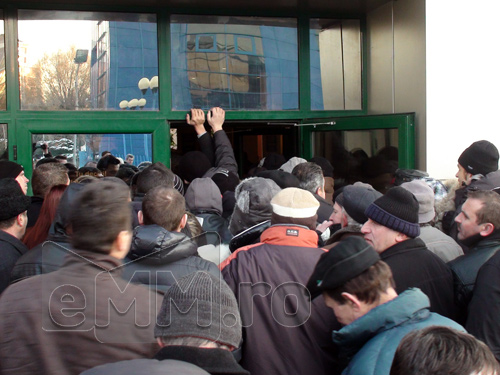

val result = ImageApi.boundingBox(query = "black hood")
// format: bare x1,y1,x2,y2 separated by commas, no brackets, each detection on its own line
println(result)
127,224,198,264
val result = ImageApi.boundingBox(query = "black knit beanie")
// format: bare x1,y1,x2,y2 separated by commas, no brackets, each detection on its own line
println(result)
0,160,23,180
458,140,499,176
364,186,420,238
155,272,241,349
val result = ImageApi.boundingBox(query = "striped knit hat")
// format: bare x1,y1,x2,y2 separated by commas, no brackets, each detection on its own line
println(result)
364,186,420,238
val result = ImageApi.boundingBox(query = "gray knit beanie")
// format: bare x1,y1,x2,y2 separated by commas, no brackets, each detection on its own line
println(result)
155,272,242,349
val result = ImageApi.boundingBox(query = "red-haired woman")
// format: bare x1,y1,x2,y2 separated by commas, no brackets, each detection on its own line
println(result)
23,184,67,249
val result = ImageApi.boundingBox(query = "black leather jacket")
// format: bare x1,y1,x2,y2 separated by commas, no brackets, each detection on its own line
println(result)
123,224,221,293
448,230,500,323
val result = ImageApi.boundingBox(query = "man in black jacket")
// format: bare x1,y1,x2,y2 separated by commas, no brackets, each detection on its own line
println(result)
361,187,457,320
123,186,220,293
0,178,31,294
448,190,500,323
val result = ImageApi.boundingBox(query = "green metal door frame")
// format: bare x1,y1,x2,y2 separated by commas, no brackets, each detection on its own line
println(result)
15,118,169,184
299,113,416,168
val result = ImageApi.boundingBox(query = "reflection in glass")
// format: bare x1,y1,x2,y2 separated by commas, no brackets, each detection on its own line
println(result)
18,11,158,111
0,124,7,160
310,19,362,110
32,133,152,168
312,129,398,193
171,15,298,111
0,15,5,110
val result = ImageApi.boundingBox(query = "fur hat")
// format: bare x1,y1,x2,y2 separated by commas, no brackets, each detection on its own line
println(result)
307,236,380,299
400,179,435,224
155,272,242,349
0,161,23,180
0,178,31,221
229,177,281,236
458,140,499,176
365,186,420,238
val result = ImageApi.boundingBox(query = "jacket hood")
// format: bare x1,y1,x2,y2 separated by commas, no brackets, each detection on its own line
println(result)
48,183,86,240
127,224,198,263
184,177,223,215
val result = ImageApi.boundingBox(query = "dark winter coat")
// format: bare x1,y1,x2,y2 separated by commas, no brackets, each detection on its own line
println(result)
198,130,238,177
467,250,500,362
220,225,342,375
380,237,458,320
123,224,221,293
0,230,28,294
448,230,500,323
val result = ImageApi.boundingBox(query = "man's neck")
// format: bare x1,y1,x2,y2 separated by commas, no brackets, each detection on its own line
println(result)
0,227,22,240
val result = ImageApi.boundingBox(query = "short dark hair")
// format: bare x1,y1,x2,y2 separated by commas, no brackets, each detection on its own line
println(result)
325,260,395,305
390,326,500,375
142,186,185,231
32,163,69,198
136,165,175,194
96,155,120,172
0,216,17,230
69,181,131,254
291,162,325,194
468,190,500,229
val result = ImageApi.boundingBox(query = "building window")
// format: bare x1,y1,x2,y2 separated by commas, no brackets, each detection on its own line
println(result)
32,133,152,168
170,15,298,111
18,10,158,111
0,124,6,159
310,19,362,110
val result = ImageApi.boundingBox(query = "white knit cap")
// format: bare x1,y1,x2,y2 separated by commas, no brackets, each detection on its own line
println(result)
271,187,320,218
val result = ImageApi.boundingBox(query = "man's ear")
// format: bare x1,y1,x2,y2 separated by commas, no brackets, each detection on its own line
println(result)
394,232,409,243
177,213,188,231
138,210,144,225
316,185,326,199
16,213,26,228
341,292,362,312
480,223,495,237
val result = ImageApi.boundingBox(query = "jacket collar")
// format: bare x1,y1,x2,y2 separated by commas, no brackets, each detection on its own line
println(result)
332,288,430,359
154,346,249,375
380,237,426,259
127,224,198,263
466,229,500,250
260,224,319,248
0,229,29,256
61,248,123,273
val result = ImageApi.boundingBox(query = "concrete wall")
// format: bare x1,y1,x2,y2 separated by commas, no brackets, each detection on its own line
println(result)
367,0,426,170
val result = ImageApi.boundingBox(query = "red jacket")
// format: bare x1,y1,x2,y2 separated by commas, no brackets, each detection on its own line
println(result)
220,225,342,375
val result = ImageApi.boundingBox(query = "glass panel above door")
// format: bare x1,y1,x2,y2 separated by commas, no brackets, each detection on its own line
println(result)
170,15,298,111
18,10,158,111
310,19,362,110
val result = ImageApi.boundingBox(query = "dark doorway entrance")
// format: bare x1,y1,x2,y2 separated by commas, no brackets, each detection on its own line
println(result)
170,122,299,177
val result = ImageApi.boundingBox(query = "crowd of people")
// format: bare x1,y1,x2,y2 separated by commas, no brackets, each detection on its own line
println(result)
0,107,499,375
